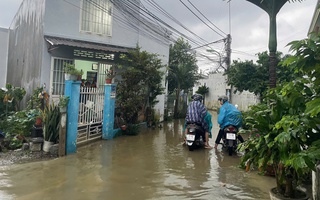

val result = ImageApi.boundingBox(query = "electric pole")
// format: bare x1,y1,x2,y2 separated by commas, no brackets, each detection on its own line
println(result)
226,34,231,70
225,34,232,102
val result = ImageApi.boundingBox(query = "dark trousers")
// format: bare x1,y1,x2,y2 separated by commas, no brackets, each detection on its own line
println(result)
215,129,244,144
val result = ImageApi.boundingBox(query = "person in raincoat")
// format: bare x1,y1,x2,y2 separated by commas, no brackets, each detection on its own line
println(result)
214,95,244,149
184,94,213,149
204,111,213,139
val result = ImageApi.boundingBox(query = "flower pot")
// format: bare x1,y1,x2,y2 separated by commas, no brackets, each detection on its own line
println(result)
65,73,77,81
35,117,42,126
269,187,308,200
106,78,112,84
43,140,54,152
121,125,127,131
31,125,43,138
59,107,67,113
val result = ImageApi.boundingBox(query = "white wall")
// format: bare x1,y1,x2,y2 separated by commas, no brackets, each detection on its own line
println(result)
193,73,259,111
138,29,170,122
0,27,9,87
43,0,140,49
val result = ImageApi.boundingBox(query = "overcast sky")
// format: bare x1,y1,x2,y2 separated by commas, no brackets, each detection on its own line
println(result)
0,0,317,71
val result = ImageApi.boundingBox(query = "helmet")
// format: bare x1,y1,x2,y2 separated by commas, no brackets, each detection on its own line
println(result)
192,94,203,102
218,95,228,103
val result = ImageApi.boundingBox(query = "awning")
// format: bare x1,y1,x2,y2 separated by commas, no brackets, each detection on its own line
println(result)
44,36,129,53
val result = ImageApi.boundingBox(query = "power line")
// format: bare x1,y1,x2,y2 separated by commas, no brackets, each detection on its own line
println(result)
190,38,225,50
63,0,226,65
179,0,226,38
186,0,227,36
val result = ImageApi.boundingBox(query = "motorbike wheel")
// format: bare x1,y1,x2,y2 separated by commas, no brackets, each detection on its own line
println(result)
228,140,234,156
188,145,194,151
228,147,233,156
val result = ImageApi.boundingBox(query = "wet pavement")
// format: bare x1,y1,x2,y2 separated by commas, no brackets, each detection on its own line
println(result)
0,112,276,200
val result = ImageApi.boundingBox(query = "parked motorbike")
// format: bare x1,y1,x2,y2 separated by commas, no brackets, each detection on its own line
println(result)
222,125,239,156
185,123,205,151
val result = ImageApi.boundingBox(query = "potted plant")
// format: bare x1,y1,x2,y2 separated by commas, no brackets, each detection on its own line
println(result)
239,35,320,199
105,68,116,84
33,109,43,127
58,96,69,113
64,63,83,81
42,104,61,152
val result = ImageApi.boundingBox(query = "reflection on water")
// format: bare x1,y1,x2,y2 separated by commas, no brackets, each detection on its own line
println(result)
0,113,274,200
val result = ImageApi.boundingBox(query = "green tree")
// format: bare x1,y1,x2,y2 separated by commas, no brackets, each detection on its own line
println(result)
284,33,320,118
239,34,320,198
245,0,304,88
168,38,199,118
224,51,299,100
117,46,164,124
196,85,209,105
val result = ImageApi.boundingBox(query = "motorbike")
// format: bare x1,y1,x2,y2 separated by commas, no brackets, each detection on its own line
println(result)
185,123,205,151
222,125,239,156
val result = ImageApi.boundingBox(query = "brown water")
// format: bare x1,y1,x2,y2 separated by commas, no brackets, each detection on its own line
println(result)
0,113,275,200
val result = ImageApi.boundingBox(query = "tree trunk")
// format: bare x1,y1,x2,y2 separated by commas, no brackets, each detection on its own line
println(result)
269,52,277,88
268,14,277,88
173,88,180,119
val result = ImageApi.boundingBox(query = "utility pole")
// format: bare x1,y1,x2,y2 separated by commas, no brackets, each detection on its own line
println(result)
226,34,231,70
225,34,232,103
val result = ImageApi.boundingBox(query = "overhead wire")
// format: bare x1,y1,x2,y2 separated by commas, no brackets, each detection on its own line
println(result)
63,0,227,67
186,0,227,37
179,0,225,38
142,0,215,47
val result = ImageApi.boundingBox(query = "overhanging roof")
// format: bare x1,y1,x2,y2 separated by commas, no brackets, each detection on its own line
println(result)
44,36,129,53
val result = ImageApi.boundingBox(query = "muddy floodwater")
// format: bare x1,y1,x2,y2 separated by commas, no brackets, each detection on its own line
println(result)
0,112,275,200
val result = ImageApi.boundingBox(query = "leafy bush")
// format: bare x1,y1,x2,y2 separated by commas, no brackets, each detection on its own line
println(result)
239,33,320,198
0,84,26,118
124,124,140,136
116,46,164,125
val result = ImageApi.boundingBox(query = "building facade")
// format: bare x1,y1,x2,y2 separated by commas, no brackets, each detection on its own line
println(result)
7,0,170,120
193,73,260,111
0,27,9,88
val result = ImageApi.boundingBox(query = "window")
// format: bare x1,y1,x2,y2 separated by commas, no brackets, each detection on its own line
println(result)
81,0,112,36
51,58,73,96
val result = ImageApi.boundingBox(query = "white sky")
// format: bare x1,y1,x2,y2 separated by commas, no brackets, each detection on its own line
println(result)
0,0,317,71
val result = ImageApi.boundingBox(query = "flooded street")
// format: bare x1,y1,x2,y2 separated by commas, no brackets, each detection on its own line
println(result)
0,112,275,200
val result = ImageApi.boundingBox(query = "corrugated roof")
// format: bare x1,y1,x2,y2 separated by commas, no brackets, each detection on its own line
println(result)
45,36,129,53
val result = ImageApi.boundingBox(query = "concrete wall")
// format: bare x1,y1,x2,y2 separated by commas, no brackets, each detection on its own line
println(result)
7,0,45,107
0,27,9,88
194,73,259,111
43,0,140,49
138,23,170,122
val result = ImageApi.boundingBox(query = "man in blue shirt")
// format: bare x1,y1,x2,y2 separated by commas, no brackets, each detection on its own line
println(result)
185,94,212,149
214,95,244,149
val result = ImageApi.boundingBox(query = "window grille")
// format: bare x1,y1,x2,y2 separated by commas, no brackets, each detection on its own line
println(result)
97,63,112,88
52,58,73,95
81,0,112,36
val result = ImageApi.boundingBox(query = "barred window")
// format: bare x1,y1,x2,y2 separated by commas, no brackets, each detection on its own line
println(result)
81,0,112,36
51,58,73,96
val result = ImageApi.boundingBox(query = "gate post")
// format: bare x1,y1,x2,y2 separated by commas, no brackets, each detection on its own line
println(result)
102,84,116,139
313,163,320,200
65,80,81,154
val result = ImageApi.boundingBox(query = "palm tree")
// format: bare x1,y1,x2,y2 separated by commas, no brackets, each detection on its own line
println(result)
245,0,304,88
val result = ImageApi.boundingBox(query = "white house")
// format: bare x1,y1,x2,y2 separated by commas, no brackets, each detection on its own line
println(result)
0,27,9,88
6,0,170,120
194,73,260,111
